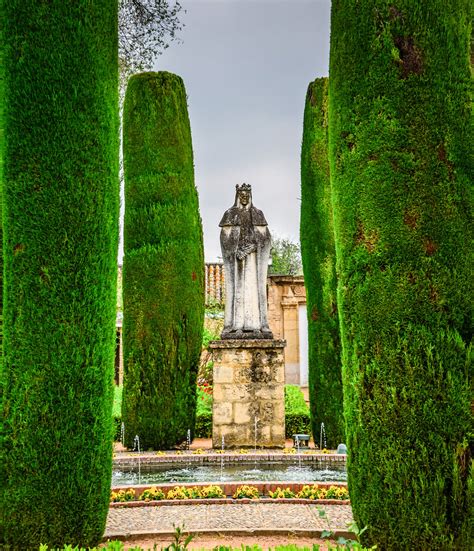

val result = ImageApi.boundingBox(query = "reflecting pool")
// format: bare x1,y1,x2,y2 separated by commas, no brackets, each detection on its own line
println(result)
112,461,347,486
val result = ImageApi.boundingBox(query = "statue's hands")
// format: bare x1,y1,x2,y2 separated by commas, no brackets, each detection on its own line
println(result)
236,243,256,259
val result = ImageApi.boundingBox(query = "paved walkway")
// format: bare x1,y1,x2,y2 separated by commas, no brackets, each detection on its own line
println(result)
105,502,354,539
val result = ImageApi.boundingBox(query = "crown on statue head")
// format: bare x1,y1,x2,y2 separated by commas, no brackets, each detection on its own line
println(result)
236,183,251,192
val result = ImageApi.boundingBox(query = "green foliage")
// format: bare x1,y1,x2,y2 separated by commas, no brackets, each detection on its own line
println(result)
196,384,212,416
112,385,123,441
2,2,119,548
202,327,220,348
284,385,311,437
113,384,123,418
36,544,375,551
194,411,212,438
122,71,204,450
300,78,344,449
269,237,303,275
329,1,473,548
284,384,309,414
195,383,212,437
165,524,194,551
285,413,311,438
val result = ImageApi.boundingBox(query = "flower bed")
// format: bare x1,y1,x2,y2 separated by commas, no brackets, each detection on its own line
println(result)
110,483,350,507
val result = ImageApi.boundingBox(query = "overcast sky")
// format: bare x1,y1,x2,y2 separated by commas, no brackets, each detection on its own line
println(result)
151,0,331,261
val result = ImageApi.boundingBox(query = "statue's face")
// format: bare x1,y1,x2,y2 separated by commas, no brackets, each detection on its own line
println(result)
239,190,250,206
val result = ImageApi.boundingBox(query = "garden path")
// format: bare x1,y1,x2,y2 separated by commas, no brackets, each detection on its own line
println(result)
104,502,354,541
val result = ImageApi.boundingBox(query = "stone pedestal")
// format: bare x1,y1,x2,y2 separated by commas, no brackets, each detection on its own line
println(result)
210,339,286,448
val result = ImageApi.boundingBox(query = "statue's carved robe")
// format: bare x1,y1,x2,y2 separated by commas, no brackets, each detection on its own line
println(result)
220,203,273,339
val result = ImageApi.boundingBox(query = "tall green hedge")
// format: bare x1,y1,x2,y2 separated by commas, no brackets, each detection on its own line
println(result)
1,2,119,548
122,72,204,450
329,1,473,548
300,78,344,449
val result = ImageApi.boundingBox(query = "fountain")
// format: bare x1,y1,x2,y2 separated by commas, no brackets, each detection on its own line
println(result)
120,422,125,446
186,429,191,451
320,422,327,451
111,458,347,486
220,435,225,480
254,416,258,453
133,435,141,484
295,435,302,468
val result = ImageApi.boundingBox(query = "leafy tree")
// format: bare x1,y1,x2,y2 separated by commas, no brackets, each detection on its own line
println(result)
122,71,204,449
269,237,303,275
329,1,473,548
2,1,119,547
300,78,344,449
119,0,183,93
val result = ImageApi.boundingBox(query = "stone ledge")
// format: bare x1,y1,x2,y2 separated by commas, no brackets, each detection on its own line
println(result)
113,453,347,467
110,498,350,508
210,339,286,349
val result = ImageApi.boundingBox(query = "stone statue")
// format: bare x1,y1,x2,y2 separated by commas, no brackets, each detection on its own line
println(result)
219,183,273,339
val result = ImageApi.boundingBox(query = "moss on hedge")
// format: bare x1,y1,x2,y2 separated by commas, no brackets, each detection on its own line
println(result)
300,78,344,449
329,1,473,548
122,72,204,450
2,2,119,547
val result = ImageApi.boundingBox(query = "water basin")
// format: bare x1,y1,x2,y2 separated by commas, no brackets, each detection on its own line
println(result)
112,461,347,486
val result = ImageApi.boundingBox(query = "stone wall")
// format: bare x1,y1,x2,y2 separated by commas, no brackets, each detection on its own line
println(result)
267,275,307,385
211,339,286,448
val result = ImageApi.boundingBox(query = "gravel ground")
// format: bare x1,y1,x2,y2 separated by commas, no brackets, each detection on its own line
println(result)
105,502,353,540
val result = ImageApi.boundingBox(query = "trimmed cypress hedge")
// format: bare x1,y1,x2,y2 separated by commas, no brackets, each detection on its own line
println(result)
122,72,204,450
329,1,473,548
300,78,344,449
2,2,119,548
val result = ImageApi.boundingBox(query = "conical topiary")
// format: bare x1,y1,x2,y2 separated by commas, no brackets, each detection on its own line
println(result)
329,1,473,547
122,71,204,450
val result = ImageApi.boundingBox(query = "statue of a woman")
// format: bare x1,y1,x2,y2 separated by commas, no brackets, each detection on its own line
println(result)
219,183,273,339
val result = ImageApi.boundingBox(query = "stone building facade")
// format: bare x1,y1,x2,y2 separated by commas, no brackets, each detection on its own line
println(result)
267,275,308,387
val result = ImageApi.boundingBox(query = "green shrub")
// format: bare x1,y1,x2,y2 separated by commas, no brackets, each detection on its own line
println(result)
285,413,311,438
329,1,473,548
112,385,122,441
285,385,309,414
122,72,204,450
2,2,119,547
112,385,122,417
284,385,311,437
300,78,344,448
195,411,212,439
